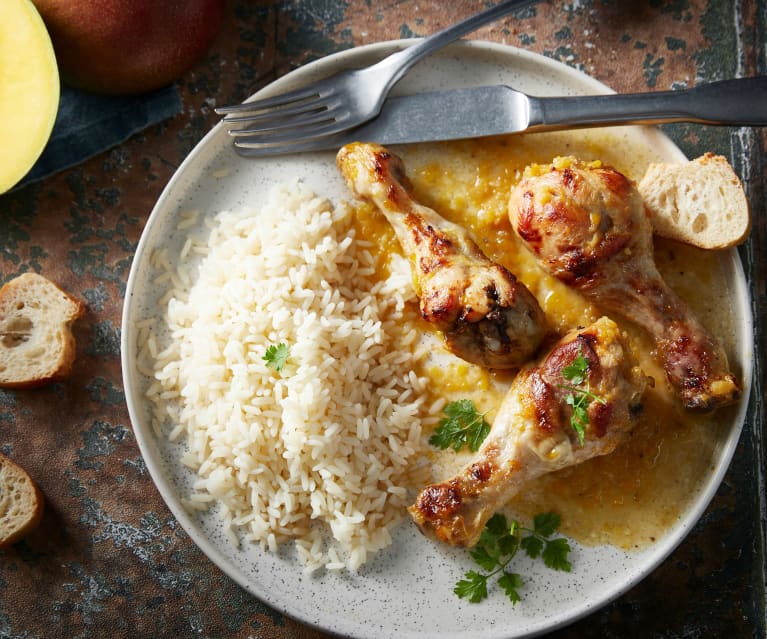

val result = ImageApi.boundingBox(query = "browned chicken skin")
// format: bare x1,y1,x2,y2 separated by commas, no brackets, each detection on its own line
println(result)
336,142,547,369
508,157,740,411
409,316,648,547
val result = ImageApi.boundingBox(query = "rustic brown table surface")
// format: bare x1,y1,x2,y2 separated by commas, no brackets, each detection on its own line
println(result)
1,1,765,638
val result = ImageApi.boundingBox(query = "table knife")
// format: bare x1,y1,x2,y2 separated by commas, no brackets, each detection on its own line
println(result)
230,76,767,157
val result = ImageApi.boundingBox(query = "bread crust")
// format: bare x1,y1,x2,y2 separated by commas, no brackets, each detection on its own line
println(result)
0,273,85,389
0,453,44,548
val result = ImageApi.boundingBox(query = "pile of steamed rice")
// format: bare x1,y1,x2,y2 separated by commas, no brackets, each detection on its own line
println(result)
141,182,439,572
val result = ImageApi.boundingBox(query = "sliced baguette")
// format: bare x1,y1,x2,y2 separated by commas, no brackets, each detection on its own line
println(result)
0,273,85,389
638,153,751,249
0,453,44,548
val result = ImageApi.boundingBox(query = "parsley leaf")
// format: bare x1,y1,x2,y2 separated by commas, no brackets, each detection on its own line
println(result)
497,572,523,604
520,534,543,559
454,512,571,605
262,342,290,372
428,399,491,452
485,512,509,537
532,512,561,537
542,537,572,572
454,571,488,603
561,351,589,385
469,546,498,572
558,345,606,445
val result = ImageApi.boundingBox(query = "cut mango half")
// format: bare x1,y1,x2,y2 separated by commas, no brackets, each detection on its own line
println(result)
0,0,60,193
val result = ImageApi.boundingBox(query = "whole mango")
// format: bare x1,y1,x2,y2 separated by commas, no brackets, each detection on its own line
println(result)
32,0,226,95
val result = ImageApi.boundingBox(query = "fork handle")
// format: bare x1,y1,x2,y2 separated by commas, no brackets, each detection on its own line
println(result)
530,77,767,129
375,0,538,91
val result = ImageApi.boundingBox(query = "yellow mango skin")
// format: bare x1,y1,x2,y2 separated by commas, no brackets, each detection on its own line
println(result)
0,0,60,193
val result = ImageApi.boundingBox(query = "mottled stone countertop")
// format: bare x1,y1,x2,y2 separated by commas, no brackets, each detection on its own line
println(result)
1,1,765,638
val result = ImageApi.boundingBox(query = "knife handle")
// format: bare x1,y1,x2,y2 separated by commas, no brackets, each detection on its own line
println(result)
530,77,767,129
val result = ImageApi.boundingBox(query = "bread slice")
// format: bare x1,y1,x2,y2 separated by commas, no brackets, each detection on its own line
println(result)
638,153,751,249
0,453,44,548
0,273,85,389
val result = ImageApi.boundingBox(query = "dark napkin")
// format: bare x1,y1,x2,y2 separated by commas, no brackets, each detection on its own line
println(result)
18,83,182,188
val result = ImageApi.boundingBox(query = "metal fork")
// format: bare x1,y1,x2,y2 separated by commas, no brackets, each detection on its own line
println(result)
215,0,537,143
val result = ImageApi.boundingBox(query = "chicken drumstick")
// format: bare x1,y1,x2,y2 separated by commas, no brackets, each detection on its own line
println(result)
337,142,547,369
508,157,740,411
409,316,648,547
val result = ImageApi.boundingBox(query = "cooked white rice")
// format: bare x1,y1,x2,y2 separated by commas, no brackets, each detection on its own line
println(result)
141,181,437,572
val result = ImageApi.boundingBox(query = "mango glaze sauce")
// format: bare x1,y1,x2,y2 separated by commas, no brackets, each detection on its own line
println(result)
348,129,741,550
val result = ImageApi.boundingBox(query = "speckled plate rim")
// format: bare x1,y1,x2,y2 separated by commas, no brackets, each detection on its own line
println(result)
121,40,753,639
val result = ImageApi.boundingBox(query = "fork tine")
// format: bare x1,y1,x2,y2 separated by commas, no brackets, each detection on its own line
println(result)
214,84,327,115
220,94,336,124
228,107,349,136
231,118,354,146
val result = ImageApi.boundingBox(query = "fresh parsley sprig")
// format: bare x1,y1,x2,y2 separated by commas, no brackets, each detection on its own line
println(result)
428,399,491,453
558,346,606,445
454,512,571,605
262,342,290,372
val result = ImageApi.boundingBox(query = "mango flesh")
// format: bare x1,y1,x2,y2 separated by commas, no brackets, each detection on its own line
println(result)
0,0,60,193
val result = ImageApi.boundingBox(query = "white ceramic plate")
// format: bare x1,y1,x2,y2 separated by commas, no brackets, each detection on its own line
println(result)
121,42,753,639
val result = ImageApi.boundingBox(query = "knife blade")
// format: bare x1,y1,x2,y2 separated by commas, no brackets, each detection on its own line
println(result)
230,77,767,157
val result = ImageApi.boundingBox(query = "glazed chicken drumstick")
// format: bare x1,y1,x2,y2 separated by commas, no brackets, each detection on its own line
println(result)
410,316,648,547
337,142,547,369
508,157,740,411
